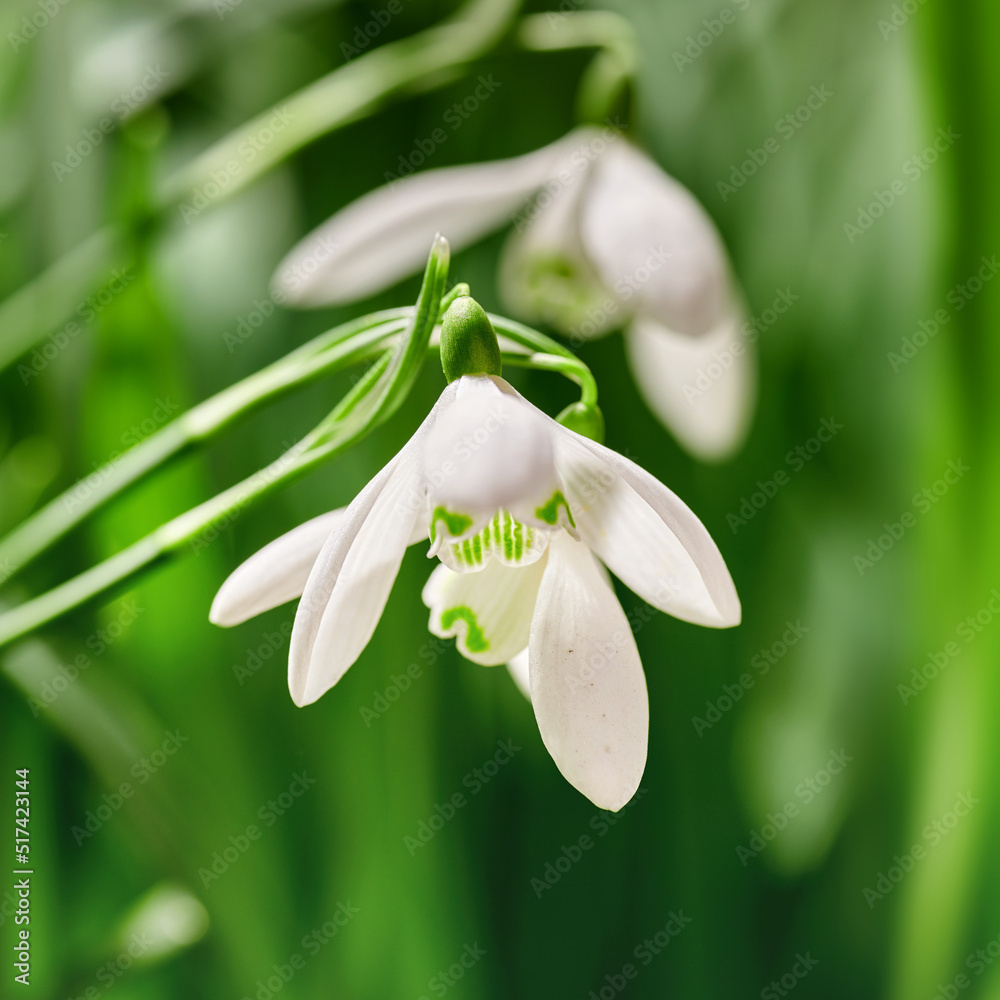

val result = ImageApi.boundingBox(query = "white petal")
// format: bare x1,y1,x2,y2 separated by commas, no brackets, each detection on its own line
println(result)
498,133,619,339
580,141,735,338
488,379,741,628
273,137,580,307
288,385,457,706
625,311,755,461
423,375,560,531
553,427,741,628
210,509,346,627
528,531,647,811
506,649,531,700
422,556,546,666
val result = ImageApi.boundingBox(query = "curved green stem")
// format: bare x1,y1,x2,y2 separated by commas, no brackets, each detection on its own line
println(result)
160,0,520,209
440,283,471,313
488,313,577,358
0,310,411,583
517,11,636,123
499,351,599,409
517,10,636,55
490,314,599,407
0,398,369,651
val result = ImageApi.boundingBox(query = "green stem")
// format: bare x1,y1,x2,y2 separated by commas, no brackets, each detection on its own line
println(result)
159,0,521,210
488,313,577,357
490,314,599,407
499,350,599,409
440,283,471,312
0,410,364,651
517,11,636,123
0,310,412,583
517,10,636,55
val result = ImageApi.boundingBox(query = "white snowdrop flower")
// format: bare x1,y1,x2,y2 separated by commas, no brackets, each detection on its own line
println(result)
273,127,753,461
211,300,740,811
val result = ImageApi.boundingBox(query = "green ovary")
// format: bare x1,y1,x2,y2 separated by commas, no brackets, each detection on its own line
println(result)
440,606,489,653
535,490,575,527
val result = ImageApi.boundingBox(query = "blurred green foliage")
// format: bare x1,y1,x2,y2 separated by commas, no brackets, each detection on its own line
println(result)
1,0,998,997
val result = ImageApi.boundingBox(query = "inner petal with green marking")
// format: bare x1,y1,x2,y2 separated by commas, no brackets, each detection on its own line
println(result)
535,489,575,528
429,506,474,545
439,606,489,653
435,509,550,573
422,551,548,667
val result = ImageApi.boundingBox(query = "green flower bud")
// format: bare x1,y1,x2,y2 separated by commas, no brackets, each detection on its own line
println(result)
557,401,605,443
440,294,502,382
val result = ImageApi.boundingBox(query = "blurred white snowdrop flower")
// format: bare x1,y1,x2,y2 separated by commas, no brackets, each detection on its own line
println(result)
212,298,740,811
273,127,753,460
116,883,209,963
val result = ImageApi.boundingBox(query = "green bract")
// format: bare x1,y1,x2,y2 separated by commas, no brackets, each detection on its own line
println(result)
440,294,503,382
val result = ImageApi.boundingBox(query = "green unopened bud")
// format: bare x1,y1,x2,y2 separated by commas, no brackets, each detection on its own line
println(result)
557,401,605,443
440,294,502,382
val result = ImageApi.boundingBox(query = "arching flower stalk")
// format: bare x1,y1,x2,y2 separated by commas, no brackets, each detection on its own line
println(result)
273,127,754,461
212,293,740,811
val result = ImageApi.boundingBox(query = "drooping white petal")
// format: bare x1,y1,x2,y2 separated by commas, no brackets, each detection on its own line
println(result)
422,555,546,666
553,426,741,628
490,380,741,628
288,385,457,706
528,531,647,811
272,137,580,307
286,463,411,706
580,141,735,338
625,311,755,462
210,509,346,627
423,375,560,534
498,133,619,340
506,649,531,700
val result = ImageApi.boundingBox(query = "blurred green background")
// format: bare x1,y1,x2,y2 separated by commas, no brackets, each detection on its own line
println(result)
1,0,998,997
